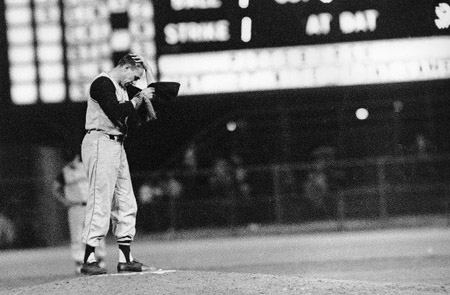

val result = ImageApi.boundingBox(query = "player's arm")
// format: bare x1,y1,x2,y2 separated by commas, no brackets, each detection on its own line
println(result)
52,173,65,200
52,173,87,207
127,85,148,119
90,77,138,123
127,85,142,98
52,173,72,207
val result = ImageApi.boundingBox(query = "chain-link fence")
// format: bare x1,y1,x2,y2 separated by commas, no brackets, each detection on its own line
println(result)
1,153,449,249
132,154,450,234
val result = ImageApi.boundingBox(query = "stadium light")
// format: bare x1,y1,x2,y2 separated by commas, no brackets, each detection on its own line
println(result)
227,121,237,132
355,108,369,120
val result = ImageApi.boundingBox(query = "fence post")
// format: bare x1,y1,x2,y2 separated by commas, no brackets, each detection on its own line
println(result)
167,191,177,238
445,184,450,227
336,190,346,231
377,158,388,219
273,165,283,224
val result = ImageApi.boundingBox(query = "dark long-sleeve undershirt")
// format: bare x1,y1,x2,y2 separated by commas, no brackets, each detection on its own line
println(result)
89,76,142,126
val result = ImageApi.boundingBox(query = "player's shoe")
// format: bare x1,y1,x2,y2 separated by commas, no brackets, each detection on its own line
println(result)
117,259,156,273
80,261,107,276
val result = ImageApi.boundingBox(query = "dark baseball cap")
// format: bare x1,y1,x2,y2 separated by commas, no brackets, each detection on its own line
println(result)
148,82,180,101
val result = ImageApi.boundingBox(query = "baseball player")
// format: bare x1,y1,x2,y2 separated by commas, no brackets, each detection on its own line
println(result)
52,151,106,274
80,53,156,275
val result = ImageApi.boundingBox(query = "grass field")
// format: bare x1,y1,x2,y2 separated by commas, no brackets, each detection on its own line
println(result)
1,216,449,294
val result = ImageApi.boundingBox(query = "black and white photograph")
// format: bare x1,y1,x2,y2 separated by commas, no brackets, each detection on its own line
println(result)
0,0,449,293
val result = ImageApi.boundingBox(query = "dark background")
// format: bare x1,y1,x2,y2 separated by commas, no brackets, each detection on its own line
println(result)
0,0,449,248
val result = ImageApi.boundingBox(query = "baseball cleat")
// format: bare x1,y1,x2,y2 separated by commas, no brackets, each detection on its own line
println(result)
80,261,107,276
117,259,156,273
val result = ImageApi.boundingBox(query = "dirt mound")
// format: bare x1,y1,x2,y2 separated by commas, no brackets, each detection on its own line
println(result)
3,270,448,295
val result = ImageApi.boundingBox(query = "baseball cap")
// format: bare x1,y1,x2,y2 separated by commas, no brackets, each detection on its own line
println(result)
148,82,180,101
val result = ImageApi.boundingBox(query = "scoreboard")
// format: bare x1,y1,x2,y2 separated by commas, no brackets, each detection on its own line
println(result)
3,0,156,105
155,0,450,95
155,0,448,52
2,0,450,104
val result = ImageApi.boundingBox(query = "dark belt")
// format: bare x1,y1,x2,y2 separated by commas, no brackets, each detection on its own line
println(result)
108,134,125,142
72,202,87,207
86,129,125,142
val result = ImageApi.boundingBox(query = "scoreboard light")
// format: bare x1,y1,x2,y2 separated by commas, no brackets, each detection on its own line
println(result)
241,17,252,42
10,64,37,84
111,29,132,51
8,47,34,64
36,25,62,43
5,5,32,25
7,27,34,44
239,0,250,9
39,64,64,81
40,82,66,103
11,84,38,105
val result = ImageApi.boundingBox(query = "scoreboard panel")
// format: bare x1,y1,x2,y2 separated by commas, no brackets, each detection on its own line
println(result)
154,0,450,95
155,0,449,53
1,0,450,104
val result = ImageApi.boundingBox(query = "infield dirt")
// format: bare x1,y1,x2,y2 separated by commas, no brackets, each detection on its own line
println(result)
3,270,449,295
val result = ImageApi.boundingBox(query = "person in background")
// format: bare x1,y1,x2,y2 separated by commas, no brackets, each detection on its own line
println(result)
0,212,16,249
407,133,438,182
137,178,164,232
52,150,106,274
302,146,343,220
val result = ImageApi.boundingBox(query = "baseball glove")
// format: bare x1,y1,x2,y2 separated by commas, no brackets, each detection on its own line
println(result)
143,96,157,121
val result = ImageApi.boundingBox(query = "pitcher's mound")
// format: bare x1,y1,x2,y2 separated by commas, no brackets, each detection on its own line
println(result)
4,270,447,295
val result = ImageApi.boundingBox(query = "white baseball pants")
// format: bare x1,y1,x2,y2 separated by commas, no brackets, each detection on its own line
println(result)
81,130,137,247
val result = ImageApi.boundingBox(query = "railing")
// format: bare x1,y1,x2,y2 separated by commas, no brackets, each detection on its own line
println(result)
132,154,450,233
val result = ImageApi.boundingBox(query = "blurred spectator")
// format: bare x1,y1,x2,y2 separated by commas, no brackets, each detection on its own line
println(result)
0,212,16,249
182,144,198,173
138,179,164,204
230,153,251,201
208,154,252,226
302,146,343,220
407,133,438,182
163,173,183,200
137,178,166,232
303,159,328,215
161,172,183,230
179,144,209,200
52,151,106,274
209,158,237,226
409,133,436,158
209,158,236,200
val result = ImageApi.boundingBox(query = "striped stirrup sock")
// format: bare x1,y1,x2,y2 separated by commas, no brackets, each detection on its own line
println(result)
118,240,132,263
